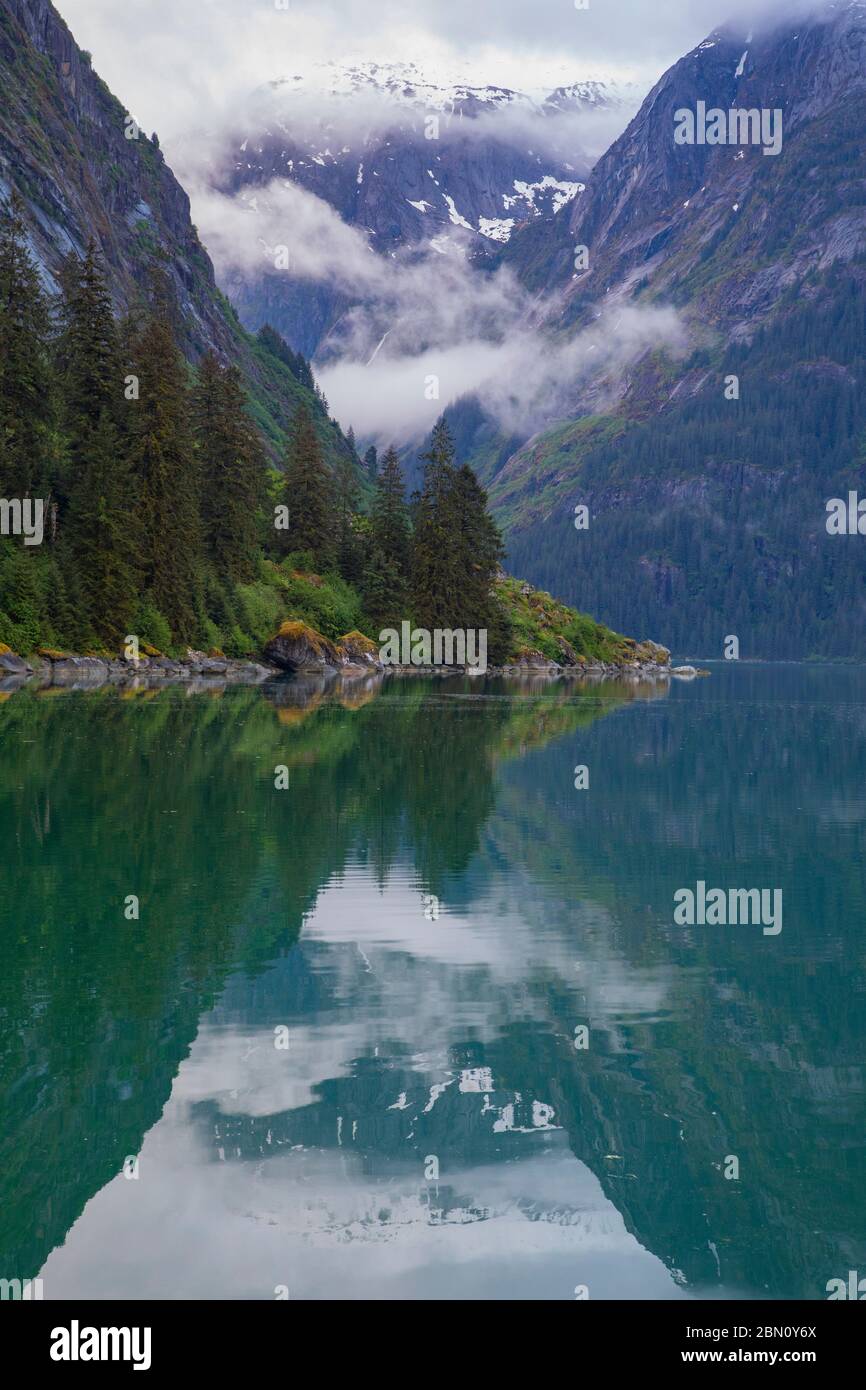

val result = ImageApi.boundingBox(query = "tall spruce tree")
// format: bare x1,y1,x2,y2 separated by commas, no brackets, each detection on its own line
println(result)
128,304,200,641
59,241,117,447
334,445,363,583
60,240,138,644
410,419,460,630
364,444,378,482
450,462,504,630
363,445,410,628
192,351,265,584
363,548,405,634
281,402,334,570
0,196,54,498
66,410,139,645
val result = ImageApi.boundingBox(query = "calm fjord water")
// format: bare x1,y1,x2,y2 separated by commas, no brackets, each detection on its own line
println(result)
2,663,864,1300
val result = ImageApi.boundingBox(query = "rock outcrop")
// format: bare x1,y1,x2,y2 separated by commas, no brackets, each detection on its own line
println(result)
264,621,343,673
337,631,382,668
0,644,31,674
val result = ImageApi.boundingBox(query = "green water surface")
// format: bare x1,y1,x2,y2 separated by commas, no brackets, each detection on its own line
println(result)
1,663,864,1299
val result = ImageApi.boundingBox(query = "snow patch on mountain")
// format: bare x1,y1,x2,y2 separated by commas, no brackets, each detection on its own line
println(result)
478,217,516,243
200,59,641,360
503,176,585,214
265,60,633,119
443,194,473,230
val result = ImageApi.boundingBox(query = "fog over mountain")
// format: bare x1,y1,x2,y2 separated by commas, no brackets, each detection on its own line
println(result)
55,0,768,144
177,59,664,437
52,0,840,448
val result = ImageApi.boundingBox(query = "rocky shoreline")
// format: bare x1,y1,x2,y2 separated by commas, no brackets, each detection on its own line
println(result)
0,647,275,689
0,637,707,694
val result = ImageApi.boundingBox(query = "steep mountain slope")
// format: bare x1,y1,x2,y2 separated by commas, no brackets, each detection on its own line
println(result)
0,0,352,463
209,62,635,357
506,2,866,336
465,1,866,658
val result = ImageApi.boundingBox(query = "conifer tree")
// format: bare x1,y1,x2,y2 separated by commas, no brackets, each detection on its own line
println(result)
128,305,200,641
366,444,411,597
51,546,87,650
192,351,265,584
363,547,405,633
280,402,334,570
0,196,54,498
60,240,138,643
334,445,363,582
364,444,378,482
0,541,42,652
450,462,504,630
410,418,460,630
66,410,139,645
58,240,118,445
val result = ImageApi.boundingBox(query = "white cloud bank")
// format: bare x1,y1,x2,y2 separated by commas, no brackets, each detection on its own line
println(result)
57,2,835,150
192,176,685,443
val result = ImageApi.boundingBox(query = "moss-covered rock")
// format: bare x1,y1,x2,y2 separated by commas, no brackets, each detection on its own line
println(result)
264,621,341,672
635,640,672,666
495,575,669,667
337,630,381,668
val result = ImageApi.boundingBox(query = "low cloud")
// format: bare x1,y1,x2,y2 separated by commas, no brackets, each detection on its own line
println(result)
224,76,642,170
189,179,379,287
317,303,686,445
190,175,685,445
58,2,835,157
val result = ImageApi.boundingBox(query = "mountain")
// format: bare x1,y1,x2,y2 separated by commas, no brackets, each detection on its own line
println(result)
505,2,866,336
207,62,636,357
453,1,866,658
0,0,352,462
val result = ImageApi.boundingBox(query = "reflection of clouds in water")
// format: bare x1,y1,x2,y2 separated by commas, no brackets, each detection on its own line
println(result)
38,866,687,1298
168,865,673,1119
41,1123,685,1299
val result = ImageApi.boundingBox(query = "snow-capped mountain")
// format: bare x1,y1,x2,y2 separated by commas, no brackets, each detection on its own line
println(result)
210,62,638,356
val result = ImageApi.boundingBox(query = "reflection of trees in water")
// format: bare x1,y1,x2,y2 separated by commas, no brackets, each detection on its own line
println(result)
1,670,862,1299
0,677,624,1280
202,670,866,1298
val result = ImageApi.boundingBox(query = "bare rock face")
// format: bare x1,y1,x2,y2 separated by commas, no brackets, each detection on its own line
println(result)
264,622,342,672
507,3,866,340
0,0,351,471
219,65,607,357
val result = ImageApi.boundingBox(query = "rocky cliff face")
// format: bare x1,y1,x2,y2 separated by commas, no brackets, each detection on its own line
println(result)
0,0,352,461
0,0,228,351
507,0,866,342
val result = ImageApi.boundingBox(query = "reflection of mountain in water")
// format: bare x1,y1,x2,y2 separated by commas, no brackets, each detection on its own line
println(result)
0,676,627,1281
2,667,865,1298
